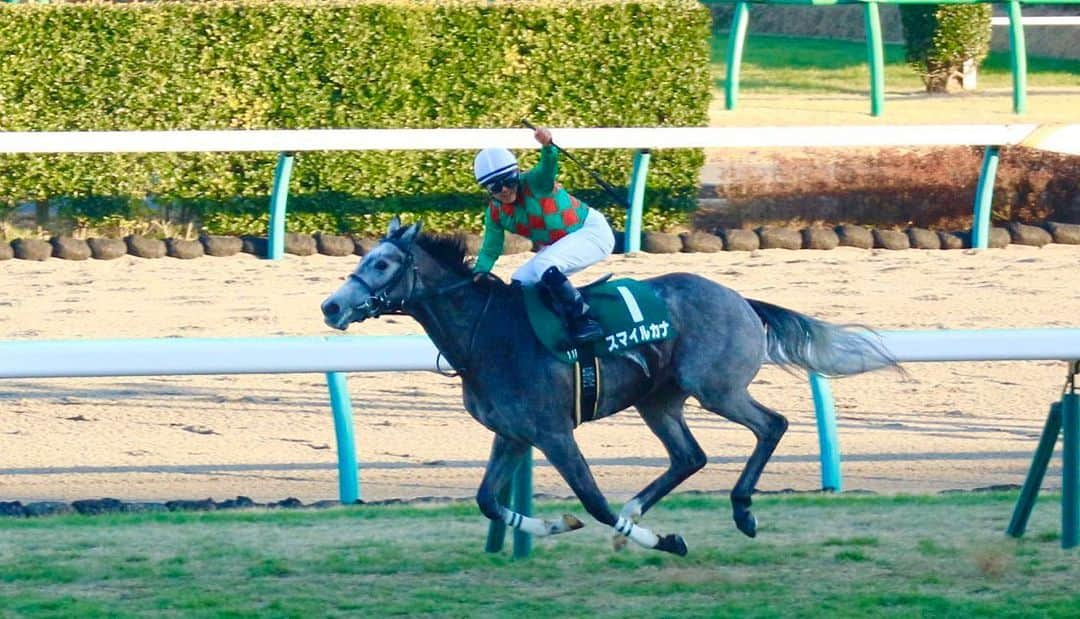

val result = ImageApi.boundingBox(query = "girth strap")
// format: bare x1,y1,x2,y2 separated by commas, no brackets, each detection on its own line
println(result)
573,347,601,428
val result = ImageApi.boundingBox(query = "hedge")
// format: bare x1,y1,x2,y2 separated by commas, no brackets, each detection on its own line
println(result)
0,0,712,230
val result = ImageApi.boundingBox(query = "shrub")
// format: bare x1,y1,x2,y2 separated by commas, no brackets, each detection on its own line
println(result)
899,4,992,93
0,0,711,226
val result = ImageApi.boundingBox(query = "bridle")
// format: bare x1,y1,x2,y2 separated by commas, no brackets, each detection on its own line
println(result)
348,236,493,375
346,237,418,319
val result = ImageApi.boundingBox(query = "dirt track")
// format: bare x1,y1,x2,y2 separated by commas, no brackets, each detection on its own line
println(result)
3,84,1079,506
2,245,1077,505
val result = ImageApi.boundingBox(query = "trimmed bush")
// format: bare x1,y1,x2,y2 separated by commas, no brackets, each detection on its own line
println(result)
900,4,992,92
0,0,710,229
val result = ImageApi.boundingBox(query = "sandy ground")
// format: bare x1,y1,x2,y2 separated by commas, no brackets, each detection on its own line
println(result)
2,245,1078,505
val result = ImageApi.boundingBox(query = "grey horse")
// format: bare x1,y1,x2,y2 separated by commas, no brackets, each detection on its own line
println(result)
321,217,898,556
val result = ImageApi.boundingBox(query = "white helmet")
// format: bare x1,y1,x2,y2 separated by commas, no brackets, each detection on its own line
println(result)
473,148,518,186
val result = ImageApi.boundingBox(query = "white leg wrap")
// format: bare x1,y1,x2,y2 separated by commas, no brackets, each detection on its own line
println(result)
614,516,659,549
501,508,555,537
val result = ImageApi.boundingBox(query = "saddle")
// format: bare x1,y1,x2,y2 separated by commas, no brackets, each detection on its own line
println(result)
522,275,676,365
520,275,675,427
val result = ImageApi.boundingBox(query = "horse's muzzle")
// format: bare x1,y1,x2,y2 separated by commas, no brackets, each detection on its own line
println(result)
321,297,372,330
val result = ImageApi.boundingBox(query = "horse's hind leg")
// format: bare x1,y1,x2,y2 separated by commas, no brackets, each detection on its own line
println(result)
621,384,706,523
698,391,788,538
477,434,583,538
534,432,688,556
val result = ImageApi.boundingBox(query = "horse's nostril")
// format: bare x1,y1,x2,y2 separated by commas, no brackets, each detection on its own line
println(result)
323,302,340,317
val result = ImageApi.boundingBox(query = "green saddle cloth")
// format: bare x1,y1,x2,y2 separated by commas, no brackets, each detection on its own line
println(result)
522,277,676,364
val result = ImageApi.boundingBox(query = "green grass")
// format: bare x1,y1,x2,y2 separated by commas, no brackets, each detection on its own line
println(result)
710,32,1080,94
1,492,1078,618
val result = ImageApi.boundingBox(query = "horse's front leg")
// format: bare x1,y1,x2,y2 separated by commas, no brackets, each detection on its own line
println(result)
477,434,584,538
535,433,688,556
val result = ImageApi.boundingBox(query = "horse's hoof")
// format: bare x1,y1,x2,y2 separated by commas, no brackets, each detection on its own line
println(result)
655,533,688,557
612,534,628,551
562,514,585,531
735,512,758,538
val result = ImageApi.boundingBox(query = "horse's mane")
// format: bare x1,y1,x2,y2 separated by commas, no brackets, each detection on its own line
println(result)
412,233,473,278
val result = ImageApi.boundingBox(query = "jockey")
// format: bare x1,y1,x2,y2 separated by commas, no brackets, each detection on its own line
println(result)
472,126,615,346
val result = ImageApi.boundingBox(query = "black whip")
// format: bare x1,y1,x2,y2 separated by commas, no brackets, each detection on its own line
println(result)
522,119,631,209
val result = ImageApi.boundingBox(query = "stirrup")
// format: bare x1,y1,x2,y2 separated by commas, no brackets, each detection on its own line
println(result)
572,319,605,345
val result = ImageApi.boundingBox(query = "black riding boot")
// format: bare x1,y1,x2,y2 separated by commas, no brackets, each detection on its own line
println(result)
540,266,604,346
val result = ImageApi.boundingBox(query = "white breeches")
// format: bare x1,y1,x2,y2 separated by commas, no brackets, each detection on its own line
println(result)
511,208,616,285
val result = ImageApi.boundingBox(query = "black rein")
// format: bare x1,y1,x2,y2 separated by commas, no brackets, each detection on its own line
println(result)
351,239,492,376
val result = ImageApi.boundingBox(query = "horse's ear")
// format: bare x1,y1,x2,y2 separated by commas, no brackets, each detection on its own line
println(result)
399,220,423,245
387,216,402,236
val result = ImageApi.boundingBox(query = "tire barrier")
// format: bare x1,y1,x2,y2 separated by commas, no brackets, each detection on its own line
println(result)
2,221,1078,261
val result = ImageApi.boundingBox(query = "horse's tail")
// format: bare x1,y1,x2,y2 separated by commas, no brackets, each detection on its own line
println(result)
747,299,900,377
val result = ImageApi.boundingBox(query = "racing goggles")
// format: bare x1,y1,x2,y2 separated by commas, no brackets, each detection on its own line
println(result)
484,173,518,195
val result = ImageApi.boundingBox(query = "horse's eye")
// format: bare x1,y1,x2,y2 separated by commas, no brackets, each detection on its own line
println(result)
374,260,388,271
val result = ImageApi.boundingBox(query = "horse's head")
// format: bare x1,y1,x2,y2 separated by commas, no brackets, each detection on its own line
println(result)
321,216,422,330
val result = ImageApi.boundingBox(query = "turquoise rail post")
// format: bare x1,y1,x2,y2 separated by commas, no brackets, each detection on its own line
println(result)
512,448,534,559
1007,402,1063,538
624,149,651,254
482,449,533,557
268,152,296,260
970,146,1000,250
724,2,750,110
1007,362,1078,549
1063,392,1078,548
1006,1,1028,115
325,372,359,504
863,1,885,117
809,372,842,491
484,480,512,553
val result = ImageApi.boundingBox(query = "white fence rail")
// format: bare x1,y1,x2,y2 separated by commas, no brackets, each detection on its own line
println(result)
990,16,1080,26
0,125,1056,153
6,330,1080,379
0,335,445,378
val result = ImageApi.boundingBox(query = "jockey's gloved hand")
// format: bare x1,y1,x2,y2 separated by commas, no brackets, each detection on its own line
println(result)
472,271,504,287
